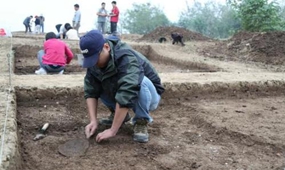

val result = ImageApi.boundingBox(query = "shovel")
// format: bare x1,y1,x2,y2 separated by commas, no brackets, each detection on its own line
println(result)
33,123,49,141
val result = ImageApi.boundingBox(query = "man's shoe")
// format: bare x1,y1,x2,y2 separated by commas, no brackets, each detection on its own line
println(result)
133,119,149,143
58,70,64,74
99,112,131,126
35,68,47,75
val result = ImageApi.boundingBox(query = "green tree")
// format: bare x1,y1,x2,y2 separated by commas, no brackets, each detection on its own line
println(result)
228,0,283,31
280,4,285,25
178,1,240,39
122,3,170,34
217,5,241,38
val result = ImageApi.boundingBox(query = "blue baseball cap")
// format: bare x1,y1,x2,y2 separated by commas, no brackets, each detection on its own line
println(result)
79,30,105,68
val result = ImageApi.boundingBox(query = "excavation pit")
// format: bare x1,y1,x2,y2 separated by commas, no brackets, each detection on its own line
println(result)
13,45,219,75
15,84,285,170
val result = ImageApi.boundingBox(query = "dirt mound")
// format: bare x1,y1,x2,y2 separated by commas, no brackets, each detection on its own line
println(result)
200,31,285,65
249,32,285,64
229,31,285,65
138,26,211,42
227,31,256,47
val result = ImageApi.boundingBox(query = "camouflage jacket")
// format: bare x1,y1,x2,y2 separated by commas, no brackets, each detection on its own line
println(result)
84,39,165,108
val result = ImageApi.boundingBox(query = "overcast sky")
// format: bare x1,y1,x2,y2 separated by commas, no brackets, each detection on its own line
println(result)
0,0,227,33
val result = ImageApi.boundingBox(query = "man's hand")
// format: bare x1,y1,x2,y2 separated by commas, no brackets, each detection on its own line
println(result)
96,128,116,142
85,121,98,139
95,103,129,142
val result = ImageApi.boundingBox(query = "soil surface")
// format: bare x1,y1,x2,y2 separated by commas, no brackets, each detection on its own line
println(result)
2,29,285,170
17,91,285,170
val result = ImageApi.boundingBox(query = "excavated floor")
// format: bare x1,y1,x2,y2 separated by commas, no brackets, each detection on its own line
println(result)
1,36,285,170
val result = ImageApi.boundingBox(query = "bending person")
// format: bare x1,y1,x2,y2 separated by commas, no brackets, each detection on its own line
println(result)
65,25,80,40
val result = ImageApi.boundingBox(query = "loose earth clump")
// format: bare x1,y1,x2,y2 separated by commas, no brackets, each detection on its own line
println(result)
199,31,285,65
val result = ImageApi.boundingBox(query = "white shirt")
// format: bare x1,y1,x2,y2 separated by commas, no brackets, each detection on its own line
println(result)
59,25,66,35
73,10,81,25
66,29,79,40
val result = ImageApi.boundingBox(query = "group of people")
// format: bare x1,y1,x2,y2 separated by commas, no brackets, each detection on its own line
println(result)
54,4,81,40
23,15,45,34
23,0,120,37
32,1,163,144
53,1,119,41
96,1,120,34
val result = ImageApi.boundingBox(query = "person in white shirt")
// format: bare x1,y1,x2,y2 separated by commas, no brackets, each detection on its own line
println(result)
73,4,81,32
56,23,70,39
97,2,108,34
65,25,79,40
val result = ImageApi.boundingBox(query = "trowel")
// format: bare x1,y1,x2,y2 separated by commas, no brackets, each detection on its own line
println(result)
33,123,49,141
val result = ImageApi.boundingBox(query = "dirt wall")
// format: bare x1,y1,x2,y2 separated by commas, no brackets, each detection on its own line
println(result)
0,89,21,170
15,80,285,104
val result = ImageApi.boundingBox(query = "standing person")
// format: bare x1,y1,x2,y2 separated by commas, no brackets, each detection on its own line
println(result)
34,16,41,34
97,2,108,34
72,4,81,33
81,30,165,143
23,16,33,33
109,1,119,34
39,15,45,33
35,32,73,75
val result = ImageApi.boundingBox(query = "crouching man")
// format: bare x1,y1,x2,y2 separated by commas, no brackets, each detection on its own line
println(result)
171,32,185,46
81,30,164,143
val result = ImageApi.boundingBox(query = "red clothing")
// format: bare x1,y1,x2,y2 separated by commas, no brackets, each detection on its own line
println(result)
43,39,73,66
110,6,119,22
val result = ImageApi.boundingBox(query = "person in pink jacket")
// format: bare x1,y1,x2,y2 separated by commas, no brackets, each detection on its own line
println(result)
35,32,74,75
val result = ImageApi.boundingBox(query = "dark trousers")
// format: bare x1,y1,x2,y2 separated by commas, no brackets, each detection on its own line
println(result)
55,24,62,33
40,23,44,33
24,23,31,33
110,22,117,34
37,50,65,73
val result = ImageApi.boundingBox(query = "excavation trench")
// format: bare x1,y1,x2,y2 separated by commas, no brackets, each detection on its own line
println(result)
13,81,285,170
13,45,219,75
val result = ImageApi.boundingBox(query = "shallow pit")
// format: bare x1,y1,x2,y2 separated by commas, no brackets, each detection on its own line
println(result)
15,86,285,170
13,45,85,75
13,45,219,75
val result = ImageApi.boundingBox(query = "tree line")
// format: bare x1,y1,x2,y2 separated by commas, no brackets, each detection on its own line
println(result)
121,0,285,39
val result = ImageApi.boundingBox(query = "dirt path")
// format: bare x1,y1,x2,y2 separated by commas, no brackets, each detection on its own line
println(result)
146,42,269,73
10,72,285,88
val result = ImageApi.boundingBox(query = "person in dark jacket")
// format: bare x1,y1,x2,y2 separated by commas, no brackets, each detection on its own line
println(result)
81,30,164,143
171,32,185,46
158,37,167,43
23,16,33,33
55,24,62,33
34,16,41,34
